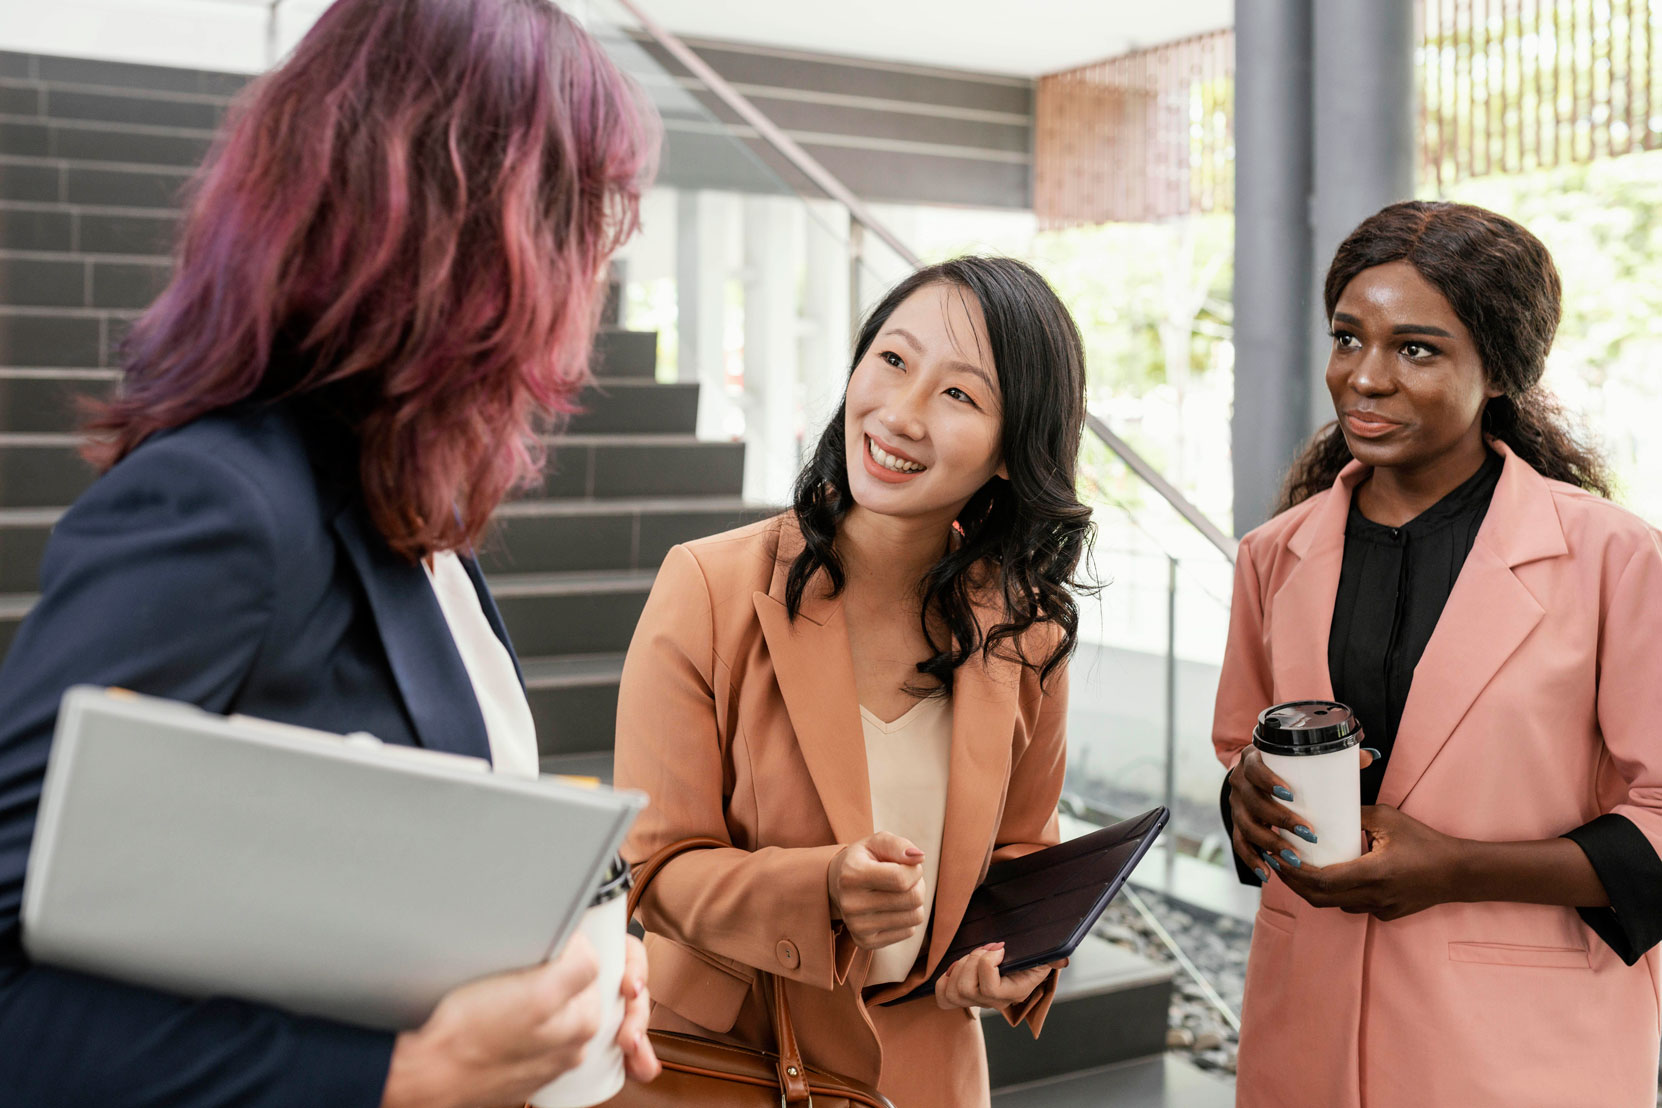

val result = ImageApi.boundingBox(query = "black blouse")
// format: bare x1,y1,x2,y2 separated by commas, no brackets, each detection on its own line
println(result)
1328,449,1504,804
1224,452,1662,964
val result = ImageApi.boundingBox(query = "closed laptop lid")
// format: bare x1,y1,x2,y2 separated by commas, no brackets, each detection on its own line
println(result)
22,686,644,1030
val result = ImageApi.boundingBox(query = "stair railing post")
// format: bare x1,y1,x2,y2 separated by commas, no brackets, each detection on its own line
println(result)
847,216,865,338
1163,554,1179,888
265,0,284,69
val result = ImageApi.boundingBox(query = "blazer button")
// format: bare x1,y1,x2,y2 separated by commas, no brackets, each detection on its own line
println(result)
776,940,800,969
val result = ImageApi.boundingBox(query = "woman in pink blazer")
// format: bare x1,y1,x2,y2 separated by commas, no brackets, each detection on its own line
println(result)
613,257,1094,1107
1214,201,1662,1107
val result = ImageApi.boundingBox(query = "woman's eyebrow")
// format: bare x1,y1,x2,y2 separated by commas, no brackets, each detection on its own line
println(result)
883,326,996,393
1332,311,1454,339
947,359,997,392
882,327,924,352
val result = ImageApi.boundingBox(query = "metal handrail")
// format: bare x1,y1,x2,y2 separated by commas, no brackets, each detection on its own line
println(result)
1085,415,1237,563
613,0,1239,566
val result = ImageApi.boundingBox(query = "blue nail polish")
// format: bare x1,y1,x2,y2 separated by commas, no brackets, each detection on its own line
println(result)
1253,867,1270,882
1272,785,1295,802
1258,849,1281,871
1363,747,1383,760
1294,825,1318,844
1280,849,1303,868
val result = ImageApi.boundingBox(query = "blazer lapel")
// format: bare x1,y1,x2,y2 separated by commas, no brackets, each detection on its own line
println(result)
330,505,493,761
925,636,1019,973
1376,445,1563,808
753,538,874,846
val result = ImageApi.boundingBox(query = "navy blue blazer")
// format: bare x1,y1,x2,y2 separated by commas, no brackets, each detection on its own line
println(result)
0,401,519,1107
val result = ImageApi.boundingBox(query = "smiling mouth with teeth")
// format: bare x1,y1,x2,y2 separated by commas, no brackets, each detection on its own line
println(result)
867,436,926,473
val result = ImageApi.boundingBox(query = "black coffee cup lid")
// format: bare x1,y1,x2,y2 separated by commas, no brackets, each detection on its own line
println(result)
592,854,633,905
1252,700,1363,756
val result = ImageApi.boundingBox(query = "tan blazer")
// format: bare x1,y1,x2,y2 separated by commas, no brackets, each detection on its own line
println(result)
613,516,1068,1108
1214,443,1662,1108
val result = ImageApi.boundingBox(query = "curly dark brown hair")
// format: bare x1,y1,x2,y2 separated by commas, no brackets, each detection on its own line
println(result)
1277,200,1611,512
786,256,1095,695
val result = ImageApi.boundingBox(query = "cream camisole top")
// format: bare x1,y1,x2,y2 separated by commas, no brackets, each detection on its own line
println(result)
861,694,953,985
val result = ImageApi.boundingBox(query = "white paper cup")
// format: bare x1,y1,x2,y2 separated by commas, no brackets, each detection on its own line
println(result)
1253,701,1365,868
529,862,631,1108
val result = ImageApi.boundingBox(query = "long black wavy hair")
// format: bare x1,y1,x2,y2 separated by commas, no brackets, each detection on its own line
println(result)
785,256,1095,694
1279,200,1611,511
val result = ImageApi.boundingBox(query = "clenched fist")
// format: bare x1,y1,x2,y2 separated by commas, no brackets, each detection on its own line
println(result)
826,832,928,950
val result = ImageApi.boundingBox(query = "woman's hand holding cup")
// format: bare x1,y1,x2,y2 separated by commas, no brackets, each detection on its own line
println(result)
827,831,928,950
1228,746,1379,880
1228,747,1320,880
617,935,659,1083
380,933,604,1108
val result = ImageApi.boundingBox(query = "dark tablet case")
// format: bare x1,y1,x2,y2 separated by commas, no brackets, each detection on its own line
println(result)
884,806,1169,1005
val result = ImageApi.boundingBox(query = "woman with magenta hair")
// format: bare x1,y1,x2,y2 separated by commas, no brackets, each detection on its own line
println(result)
1215,201,1662,1106
0,1,663,1105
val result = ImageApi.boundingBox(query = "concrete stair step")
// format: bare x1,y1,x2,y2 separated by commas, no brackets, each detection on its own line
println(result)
487,568,656,659
0,51,247,98
537,750,616,781
0,305,134,366
483,496,770,577
0,496,769,593
0,430,741,509
0,564,655,677
0,251,172,310
0,309,657,376
0,77,229,131
0,155,195,209
0,115,217,169
992,1055,1234,1108
591,329,658,379
0,201,176,258
0,370,699,435
981,932,1175,1090
522,654,627,760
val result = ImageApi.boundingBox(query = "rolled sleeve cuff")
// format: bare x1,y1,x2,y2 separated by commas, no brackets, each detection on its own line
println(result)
1562,813,1662,966
999,966,1058,1036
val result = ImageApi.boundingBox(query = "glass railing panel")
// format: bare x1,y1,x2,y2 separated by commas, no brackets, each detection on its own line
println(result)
1066,442,1236,866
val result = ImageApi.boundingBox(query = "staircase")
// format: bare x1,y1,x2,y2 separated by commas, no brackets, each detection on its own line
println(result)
0,49,1230,1107
0,49,763,767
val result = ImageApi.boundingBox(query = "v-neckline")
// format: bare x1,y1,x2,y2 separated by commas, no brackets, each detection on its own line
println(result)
859,696,942,733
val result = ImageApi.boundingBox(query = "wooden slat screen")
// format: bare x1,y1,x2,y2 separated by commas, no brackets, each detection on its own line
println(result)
1034,30,1234,229
1421,0,1662,190
1035,3,1662,229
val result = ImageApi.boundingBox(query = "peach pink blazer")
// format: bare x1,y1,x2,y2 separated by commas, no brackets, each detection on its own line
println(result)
613,516,1067,1107
1214,443,1662,1108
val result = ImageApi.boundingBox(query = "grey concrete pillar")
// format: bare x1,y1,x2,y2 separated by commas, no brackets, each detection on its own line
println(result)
1231,0,1314,534
1308,0,1416,429
1230,0,1415,533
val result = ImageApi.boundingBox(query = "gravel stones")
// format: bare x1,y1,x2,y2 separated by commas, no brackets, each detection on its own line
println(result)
1092,889,1245,1079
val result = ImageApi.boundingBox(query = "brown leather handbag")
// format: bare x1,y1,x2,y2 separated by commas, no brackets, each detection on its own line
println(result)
601,836,896,1108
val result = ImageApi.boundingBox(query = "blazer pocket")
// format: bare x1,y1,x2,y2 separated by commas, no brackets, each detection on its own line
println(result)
644,932,757,1033
1447,941,1591,970
1254,901,1298,937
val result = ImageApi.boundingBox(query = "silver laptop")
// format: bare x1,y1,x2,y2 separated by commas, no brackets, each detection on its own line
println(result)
22,686,645,1031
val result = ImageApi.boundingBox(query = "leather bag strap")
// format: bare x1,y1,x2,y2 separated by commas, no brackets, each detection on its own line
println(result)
626,836,814,1105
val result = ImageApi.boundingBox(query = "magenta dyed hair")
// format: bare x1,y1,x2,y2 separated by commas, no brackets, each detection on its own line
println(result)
84,0,659,560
